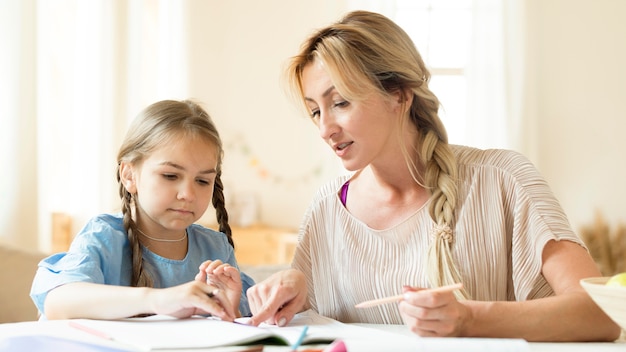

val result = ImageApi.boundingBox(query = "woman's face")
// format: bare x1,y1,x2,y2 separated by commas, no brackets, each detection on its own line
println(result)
122,134,218,237
301,60,404,171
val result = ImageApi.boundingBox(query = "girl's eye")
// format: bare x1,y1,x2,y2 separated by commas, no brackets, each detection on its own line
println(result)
310,109,320,120
163,174,177,180
196,178,211,186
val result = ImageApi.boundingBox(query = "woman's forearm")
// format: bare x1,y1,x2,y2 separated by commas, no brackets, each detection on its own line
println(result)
463,292,620,342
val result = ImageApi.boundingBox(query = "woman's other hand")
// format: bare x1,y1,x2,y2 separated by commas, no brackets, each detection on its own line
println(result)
246,269,307,326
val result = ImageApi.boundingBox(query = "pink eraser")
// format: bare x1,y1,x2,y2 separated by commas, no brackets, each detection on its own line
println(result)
324,339,347,352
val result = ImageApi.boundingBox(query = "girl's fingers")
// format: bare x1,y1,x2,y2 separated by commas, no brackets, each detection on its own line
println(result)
194,271,205,282
223,266,239,278
198,260,214,271
206,288,236,321
208,262,232,275
204,260,223,272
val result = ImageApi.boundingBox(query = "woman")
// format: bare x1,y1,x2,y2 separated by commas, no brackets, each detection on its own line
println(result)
246,10,620,342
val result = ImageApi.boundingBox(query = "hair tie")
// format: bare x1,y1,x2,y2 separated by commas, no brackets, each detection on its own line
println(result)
431,224,454,245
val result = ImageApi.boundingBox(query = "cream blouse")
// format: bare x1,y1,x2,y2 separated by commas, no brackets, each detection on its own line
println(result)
292,145,585,324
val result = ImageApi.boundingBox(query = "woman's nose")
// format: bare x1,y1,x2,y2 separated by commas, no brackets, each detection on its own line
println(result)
318,111,339,140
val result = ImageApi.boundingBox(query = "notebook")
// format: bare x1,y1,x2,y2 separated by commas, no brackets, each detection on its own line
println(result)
69,310,340,351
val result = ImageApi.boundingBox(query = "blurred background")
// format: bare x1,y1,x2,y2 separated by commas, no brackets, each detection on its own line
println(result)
2,0,625,256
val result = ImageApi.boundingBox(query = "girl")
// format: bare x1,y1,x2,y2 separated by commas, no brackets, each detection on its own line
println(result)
31,99,252,320
245,11,620,342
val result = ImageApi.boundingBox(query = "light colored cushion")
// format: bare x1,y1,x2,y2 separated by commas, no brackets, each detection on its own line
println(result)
0,242,46,322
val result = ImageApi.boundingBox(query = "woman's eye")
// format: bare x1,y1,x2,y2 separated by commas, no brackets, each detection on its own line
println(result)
310,109,320,119
163,174,177,180
333,100,349,108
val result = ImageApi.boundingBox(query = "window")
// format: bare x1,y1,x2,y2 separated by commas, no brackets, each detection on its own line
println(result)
393,0,472,145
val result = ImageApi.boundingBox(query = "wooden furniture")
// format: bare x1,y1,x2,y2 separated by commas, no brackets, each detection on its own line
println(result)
219,224,298,266
51,212,73,253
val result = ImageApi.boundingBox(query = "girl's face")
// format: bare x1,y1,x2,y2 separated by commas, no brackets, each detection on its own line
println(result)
301,60,404,172
122,134,218,237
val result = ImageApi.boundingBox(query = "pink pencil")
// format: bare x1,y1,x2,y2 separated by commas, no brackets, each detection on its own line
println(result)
355,283,464,308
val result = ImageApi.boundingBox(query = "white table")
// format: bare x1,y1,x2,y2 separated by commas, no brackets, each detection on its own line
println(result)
354,324,626,352
0,319,624,352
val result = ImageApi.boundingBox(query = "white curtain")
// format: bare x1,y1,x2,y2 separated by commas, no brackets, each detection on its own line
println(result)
464,0,528,152
1,0,189,251
0,0,38,248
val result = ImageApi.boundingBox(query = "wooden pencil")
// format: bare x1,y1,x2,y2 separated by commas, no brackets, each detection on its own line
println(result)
354,283,464,308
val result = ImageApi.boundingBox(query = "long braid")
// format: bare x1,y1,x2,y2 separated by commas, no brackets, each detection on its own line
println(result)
212,170,234,249
116,166,153,288
420,131,468,299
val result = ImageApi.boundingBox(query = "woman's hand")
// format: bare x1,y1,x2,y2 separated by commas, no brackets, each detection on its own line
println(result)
398,285,471,337
195,260,242,316
148,280,236,321
246,269,307,326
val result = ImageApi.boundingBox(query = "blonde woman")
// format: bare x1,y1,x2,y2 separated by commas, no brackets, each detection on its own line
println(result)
246,10,620,342
31,100,252,320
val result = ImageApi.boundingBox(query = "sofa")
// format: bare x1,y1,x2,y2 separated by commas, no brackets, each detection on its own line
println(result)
0,242,46,323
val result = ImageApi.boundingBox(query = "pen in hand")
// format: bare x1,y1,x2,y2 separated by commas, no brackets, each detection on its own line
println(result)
354,283,463,308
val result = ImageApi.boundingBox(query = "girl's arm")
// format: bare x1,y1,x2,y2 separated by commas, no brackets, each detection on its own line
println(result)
43,280,236,321
399,240,621,341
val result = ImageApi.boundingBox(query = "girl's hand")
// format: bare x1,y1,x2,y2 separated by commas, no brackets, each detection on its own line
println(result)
149,280,236,321
196,260,242,316
246,269,307,327
398,285,471,337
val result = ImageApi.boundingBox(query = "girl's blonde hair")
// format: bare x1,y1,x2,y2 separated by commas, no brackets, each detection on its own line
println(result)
285,11,468,298
116,100,233,288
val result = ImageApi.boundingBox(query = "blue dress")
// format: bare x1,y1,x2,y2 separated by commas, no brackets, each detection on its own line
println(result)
30,213,253,318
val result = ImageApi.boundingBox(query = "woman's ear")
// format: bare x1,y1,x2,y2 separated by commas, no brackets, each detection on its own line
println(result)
119,162,137,194
391,88,413,114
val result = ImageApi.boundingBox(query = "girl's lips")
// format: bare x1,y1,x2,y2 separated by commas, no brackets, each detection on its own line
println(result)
171,208,194,216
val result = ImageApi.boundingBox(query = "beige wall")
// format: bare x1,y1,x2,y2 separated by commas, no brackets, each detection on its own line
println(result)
527,0,626,230
184,1,350,229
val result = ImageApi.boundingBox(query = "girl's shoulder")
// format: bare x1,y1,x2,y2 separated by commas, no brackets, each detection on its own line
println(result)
187,223,222,236
187,223,231,248
71,213,128,246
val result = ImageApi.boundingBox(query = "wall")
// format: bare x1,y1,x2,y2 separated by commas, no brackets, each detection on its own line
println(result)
528,0,626,231
184,1,349,228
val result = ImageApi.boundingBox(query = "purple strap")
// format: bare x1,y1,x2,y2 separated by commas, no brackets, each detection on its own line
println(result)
340,180,350,206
